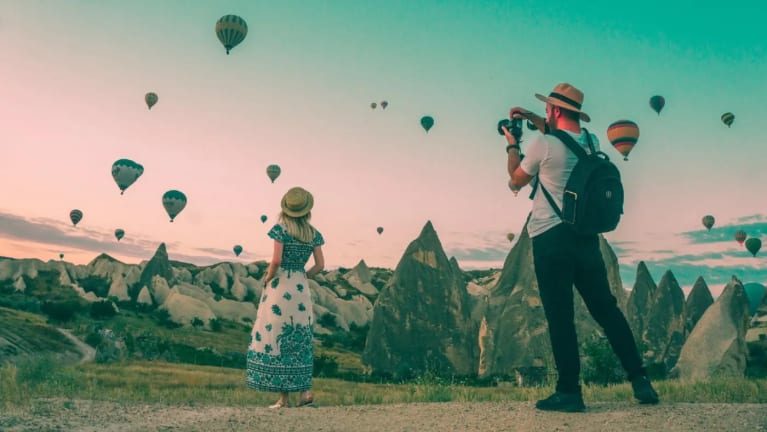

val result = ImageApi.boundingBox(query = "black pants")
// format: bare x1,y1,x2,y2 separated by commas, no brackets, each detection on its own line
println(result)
532,224,645,393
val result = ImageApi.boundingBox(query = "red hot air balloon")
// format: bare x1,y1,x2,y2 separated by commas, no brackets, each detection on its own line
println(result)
735,230,747,246
607,120,639,161
649,95,665,115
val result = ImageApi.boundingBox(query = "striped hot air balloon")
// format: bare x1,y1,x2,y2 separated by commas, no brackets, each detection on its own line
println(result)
69,209,83,226
721,112,735,128
606,120,639,161
215,15,248,55
115,229,125,241
145,92,158,110
735,230,747,246
266,164,281,183
162,190,187,222
111,159,144,195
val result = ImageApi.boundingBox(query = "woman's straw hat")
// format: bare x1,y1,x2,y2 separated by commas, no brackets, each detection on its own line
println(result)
281,187,314,218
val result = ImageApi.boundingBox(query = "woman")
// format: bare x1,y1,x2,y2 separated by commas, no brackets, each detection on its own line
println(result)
246,186,325,409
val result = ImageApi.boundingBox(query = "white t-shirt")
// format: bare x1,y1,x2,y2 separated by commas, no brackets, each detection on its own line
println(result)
519,129,600,238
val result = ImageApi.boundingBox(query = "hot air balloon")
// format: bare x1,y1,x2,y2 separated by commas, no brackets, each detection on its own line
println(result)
744,283,766,315
701,215,715,231
745,238,761,257
145,92,158,110
111,159,144,195
233,245,243,257
261,215,267,223
735,230,747,246
507,233,515,242
162,190,187,222
607,120,639,161
380,101,388,109
266,164,281,183
370,102,377,109
721,112,735,128
649,95,665,115
420,116,434,132
69,209,83,226
115,229,125,241
215,15,248,55
376,227,383,235
59,253,64,260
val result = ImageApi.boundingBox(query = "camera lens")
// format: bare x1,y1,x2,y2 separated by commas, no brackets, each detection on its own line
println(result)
497,119,512,136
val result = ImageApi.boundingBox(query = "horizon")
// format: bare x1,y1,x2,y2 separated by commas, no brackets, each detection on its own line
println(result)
1,1,765,293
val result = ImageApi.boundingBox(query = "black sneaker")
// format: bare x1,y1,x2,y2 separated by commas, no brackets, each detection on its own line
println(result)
631,376,660,405
535,391,586,412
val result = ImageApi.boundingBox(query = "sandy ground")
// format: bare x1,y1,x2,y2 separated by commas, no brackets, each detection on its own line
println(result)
1,399,765,432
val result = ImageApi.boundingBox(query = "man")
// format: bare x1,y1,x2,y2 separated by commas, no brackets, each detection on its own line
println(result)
502,83,659,412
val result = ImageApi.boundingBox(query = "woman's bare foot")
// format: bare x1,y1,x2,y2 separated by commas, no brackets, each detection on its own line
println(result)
269,392,290,409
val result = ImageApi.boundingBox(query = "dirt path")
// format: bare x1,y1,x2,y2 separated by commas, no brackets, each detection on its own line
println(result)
1,399,765,431
57,329,95,365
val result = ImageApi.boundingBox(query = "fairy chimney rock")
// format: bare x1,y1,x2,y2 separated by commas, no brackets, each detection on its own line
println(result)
671,276,751,380
362,221,479,378
686,276,714,333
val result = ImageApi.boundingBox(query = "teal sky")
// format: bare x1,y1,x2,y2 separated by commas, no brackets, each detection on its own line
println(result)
1,0,765,293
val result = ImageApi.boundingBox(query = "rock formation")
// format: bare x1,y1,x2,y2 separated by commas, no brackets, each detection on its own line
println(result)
671,276,751,380
640,270,686,372
626,261,657,338
685,276,714,333
363,221,479,378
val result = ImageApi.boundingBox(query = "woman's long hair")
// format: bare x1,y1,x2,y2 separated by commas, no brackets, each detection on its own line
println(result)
278,211,315,244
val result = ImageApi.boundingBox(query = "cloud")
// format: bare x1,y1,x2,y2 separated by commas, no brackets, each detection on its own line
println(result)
445,247,509,262
681,217,767,245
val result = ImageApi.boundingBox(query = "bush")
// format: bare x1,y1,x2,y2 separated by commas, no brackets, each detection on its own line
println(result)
78,275,111,298
191,317,204,328
41,300,81,322
85,332,103,347
209,318,223,332
317,313,337,329
154,309,181,329
582,335,624,385
90,300,117,319
313,354,339,377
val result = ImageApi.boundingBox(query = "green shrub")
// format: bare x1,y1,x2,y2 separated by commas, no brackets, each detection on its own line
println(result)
90,300,117,319
314,354,339,377
582,335,624,385
41,300,81,322
209,318,223,332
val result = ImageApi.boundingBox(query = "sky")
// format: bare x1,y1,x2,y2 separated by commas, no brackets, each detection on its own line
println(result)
1,0,765,294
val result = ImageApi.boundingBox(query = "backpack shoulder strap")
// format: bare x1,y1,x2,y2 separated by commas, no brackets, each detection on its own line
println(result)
550,129,589,160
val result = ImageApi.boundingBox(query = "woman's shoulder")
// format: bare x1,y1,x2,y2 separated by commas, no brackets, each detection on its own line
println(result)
268,223,291,242
311,226,325,247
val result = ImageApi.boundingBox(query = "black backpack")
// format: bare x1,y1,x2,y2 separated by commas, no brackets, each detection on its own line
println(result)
530,128,624,235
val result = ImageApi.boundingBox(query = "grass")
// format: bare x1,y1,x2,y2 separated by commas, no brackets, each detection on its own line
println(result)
2,359,766,411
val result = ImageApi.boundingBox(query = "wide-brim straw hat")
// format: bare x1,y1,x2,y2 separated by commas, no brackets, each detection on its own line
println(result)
534,83,591,123
281,187,314,218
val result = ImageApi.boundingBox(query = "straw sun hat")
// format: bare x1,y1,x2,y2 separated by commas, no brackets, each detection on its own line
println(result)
534,83,591,122
281,187,314,218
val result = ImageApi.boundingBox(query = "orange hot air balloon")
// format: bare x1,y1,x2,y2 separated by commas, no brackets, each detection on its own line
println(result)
735,230,747,246
701,215,715,231
607,120,639,161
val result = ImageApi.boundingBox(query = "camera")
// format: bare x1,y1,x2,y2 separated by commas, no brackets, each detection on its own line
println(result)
497,118,523,141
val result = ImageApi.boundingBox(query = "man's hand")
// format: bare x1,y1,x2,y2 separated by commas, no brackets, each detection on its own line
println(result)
509,106,546,133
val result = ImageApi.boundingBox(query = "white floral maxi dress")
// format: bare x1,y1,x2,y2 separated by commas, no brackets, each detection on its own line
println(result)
247,224,325,392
